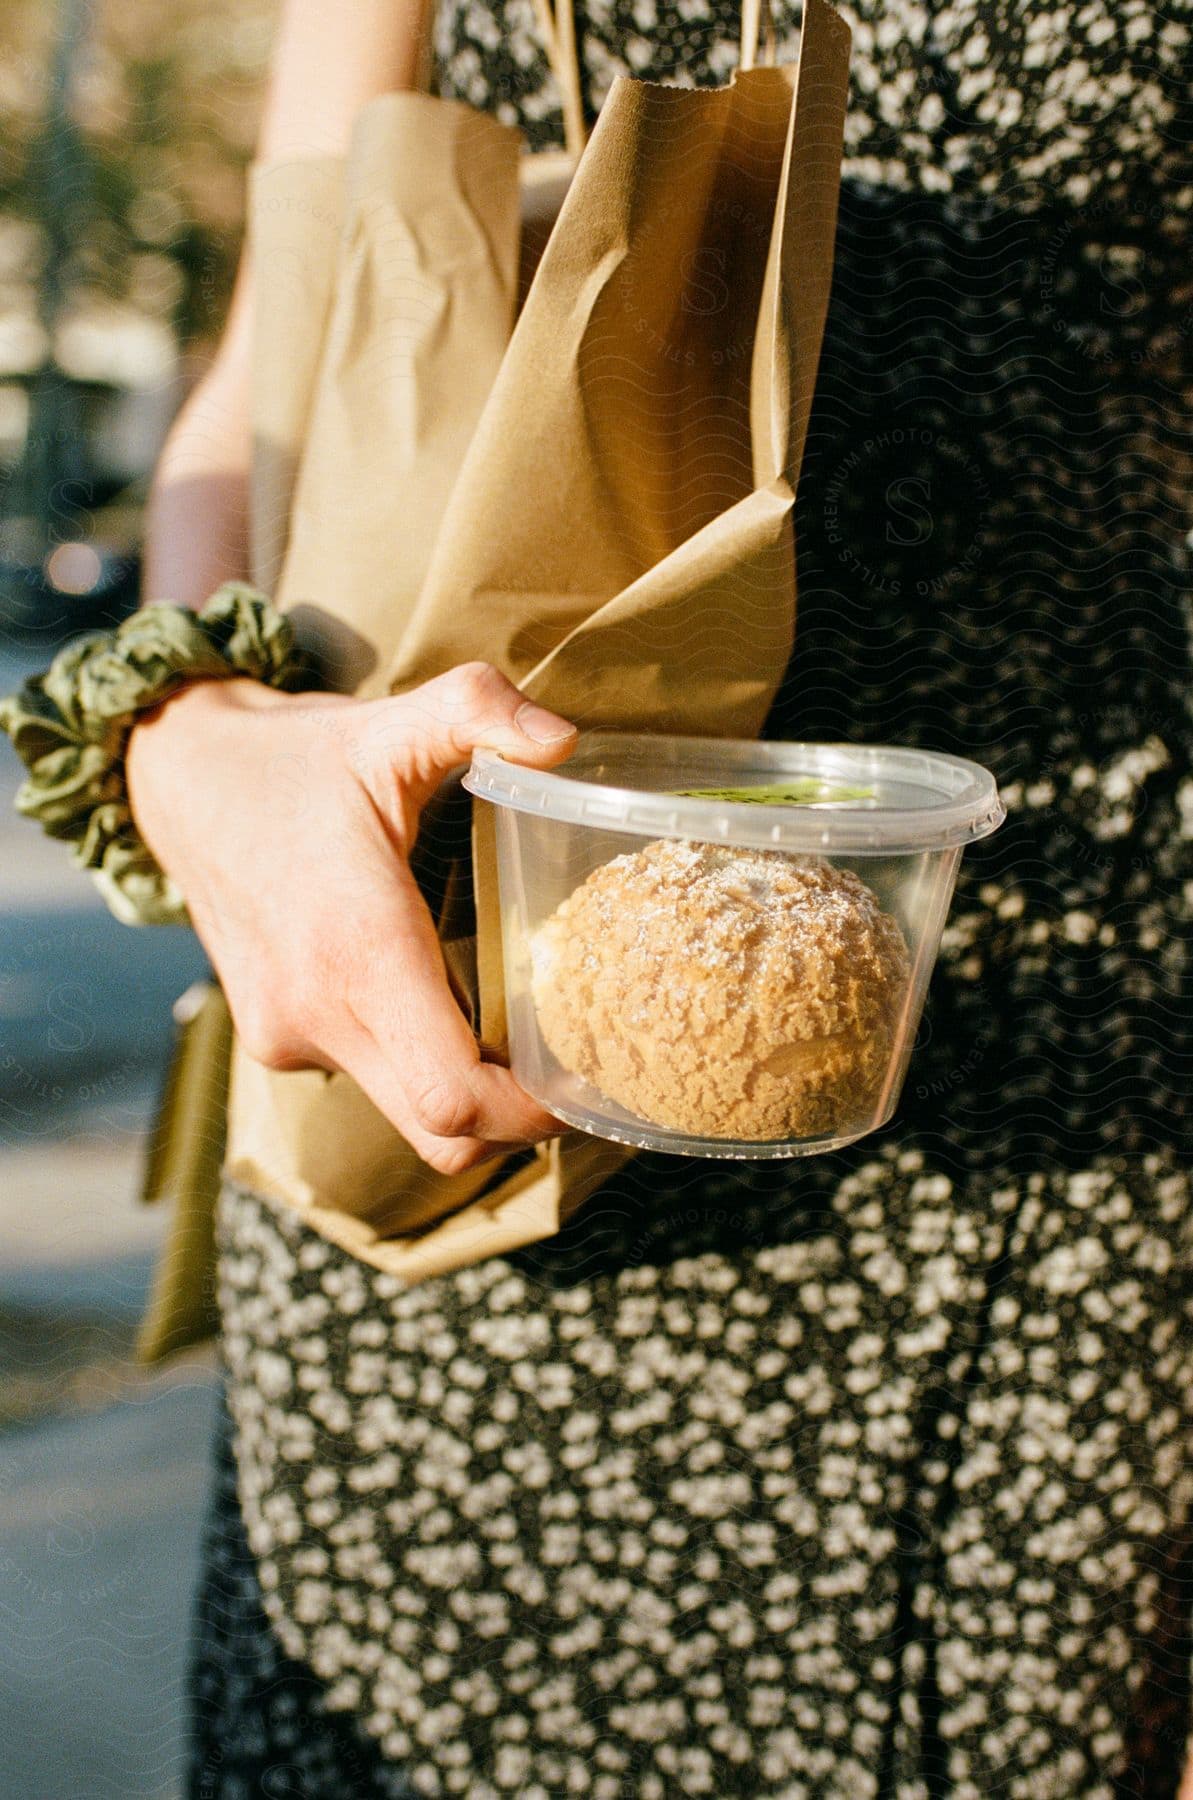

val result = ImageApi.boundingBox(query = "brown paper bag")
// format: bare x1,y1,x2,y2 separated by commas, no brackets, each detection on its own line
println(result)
221,0,853,1284
135,978,231,1364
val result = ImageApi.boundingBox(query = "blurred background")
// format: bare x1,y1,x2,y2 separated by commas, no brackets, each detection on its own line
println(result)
1,3,273,1793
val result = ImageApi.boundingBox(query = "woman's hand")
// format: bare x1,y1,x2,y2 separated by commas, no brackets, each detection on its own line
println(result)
126,660,578,1175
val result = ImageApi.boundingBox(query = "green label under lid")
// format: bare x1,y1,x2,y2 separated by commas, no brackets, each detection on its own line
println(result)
670,779,877,806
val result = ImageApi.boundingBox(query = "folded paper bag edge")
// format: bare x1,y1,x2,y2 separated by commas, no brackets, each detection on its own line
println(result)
292,1129,638,1284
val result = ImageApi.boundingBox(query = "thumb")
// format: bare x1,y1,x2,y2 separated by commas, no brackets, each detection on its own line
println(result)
385,661,578,813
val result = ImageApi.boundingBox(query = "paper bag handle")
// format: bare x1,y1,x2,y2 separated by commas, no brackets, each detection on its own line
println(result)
533,0,779,160
531,0,589,162
739,0,778,71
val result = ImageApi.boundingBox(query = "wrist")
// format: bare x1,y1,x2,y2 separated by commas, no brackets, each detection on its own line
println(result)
127,673,266,779
127,675,307,830
134,672,287,733
1,585,313,926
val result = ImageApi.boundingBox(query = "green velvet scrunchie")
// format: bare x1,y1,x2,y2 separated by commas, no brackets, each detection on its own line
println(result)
0,582,310,926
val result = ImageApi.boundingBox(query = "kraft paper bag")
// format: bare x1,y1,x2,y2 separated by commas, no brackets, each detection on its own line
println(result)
135,978,232,1364
216,0,853,1286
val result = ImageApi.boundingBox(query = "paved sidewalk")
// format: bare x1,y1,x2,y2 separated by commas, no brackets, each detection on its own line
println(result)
0,1124,220,1800
1,651,219,1800
0,1368,218,1800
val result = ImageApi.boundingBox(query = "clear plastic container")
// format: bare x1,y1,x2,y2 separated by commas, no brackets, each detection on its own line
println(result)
462,733,1005,1159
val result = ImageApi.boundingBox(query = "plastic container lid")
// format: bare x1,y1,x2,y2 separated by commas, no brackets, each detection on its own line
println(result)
463,731,1006,855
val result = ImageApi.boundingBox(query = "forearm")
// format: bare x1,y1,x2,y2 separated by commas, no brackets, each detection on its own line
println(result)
141,357,251,606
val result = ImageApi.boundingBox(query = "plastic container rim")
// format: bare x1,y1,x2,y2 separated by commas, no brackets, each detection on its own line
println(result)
463,731,1006,854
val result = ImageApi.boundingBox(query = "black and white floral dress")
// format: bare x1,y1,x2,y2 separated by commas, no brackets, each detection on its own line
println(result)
189,2,1193,1796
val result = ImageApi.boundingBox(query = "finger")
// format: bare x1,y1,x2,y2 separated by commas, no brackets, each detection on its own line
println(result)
348,862,568,1150
339,1025,508,1175
367,661,578,825
343,1026,547,1177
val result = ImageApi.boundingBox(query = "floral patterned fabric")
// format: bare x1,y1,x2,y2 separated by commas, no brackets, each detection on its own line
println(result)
201,1,1193,1795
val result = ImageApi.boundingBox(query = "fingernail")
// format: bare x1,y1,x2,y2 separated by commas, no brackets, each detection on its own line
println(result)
515,700,576,744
